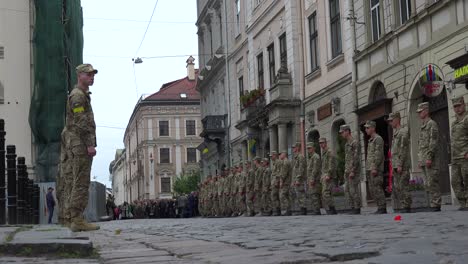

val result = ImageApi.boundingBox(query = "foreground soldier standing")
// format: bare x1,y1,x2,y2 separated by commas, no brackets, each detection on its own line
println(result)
60,64,100,232
254,157,264,216
292,142,307,215
261,158,272,216
451,97,468,211
279,151,292,216
306,142,321,215
270,151,282,216
246,161,256,216
364,120,387,214
319,138,337,215
417,102,441,211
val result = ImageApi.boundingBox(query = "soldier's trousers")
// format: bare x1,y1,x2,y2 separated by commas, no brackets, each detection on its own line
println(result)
69,151,92,220
271,186,280,210
367,171,387,209
451,161,468,208
345,175,362,209
280,187,291,211
308,183,322,210
237,193,245,214
262,191,271,213
294,184,306,208
392,169,411,209
321,178,335,209
247,192,255,214
421,165,441,207
58,132,73,224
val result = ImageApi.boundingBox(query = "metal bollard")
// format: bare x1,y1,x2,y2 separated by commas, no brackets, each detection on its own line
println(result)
26,179,33,224
33,184,39,224
17,157,26,224
6,145,17,225
0,120,6,225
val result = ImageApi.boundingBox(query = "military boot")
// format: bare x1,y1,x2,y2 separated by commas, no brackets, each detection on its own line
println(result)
301,207,307,215
70,218,100,232
400,207,412,213
350,208,361,215
373,208,387,214
311,209,321,215
327,207,337,215
282,209,292,216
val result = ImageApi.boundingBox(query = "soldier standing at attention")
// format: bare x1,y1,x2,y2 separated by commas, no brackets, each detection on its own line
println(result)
292,142,307,215
417,102,441,211
387,112,412,213
319,138,337,215
365,120,387,214
279,151,292,216
60,64,99,232
451,97,468,211
270,151,282,216
261,158,272,216
239,161,249,216
307,142,322,215
246,161,256,216
339,124,362,215
254,157,264,216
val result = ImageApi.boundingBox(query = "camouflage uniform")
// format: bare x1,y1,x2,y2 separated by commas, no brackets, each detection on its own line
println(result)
279,156,292,214
231,168,240,215
307,145,322,212
270,153,281,215
388,113,412,210
320,141,336,210
238,163,248,215
365,121,387,210
417,102,441,208
246,163,256,216
292,143,307,211
261,159,272,215
254,158,264,214
451,97,468,209
342,126,362,210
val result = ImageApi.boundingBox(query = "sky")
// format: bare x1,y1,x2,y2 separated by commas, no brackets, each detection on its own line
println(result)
81,0,199,187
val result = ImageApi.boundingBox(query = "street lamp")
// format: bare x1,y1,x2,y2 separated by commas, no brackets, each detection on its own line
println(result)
133,57,143,64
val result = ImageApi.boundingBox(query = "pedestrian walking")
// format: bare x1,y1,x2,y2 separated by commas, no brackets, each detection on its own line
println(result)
46,187,56,224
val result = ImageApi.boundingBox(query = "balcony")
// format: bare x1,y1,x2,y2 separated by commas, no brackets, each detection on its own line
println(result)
200,115,226,137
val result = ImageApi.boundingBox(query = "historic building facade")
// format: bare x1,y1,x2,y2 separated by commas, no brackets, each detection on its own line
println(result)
123,59,203,200
109,149,126,205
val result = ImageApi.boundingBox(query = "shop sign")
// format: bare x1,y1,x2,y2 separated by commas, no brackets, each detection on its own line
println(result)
454,64,468,82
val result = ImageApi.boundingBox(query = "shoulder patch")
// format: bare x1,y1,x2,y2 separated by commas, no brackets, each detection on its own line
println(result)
73,106,85,113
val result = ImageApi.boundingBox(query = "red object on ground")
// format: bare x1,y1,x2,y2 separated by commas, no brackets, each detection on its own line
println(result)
394,215,402,221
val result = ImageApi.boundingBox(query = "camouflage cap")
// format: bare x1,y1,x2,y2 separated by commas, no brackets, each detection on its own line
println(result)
76,63,98,74
270,150,277,156
387,112,401,121
416,102,429,113
293,141,301,148
254,156,261,161
262,158,269,162
318,137,327,143
452,96,465,106
364,120,376,128
306,142,315,148
244,160,251,166
339,124,350,133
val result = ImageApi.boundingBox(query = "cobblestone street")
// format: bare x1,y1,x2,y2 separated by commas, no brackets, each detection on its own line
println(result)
81,206,467,264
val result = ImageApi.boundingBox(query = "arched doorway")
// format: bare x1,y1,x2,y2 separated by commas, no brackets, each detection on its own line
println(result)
332,119,346,186
408,72,451,195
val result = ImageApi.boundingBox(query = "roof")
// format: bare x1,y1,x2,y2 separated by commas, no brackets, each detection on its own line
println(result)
144,70,200,101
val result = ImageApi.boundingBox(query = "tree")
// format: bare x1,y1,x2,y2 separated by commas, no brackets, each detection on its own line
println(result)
173,169,201,196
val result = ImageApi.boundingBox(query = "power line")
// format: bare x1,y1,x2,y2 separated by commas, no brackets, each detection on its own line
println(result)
134,0,159,57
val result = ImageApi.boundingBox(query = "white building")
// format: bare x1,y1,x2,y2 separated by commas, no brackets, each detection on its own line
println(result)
110,149,126,205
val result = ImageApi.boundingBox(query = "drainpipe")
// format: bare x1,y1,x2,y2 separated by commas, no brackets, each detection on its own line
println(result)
349,0,359,132
298,0,306,155
223,0,232,167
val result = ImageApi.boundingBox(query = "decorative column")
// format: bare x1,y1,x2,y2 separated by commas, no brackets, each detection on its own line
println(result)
269,125,278,154
278,123,287,153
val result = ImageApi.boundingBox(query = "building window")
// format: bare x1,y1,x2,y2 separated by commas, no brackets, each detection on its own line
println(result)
161,177,171,193
187,148,197,163
159,121,169,136
0,81,4,104
238,76,244,98
400,0,411,24
330,0,342,58
308,13,319,72
208,25,214,56
160,148,170,163
370,0,381,42
186,120,196,136
235,0,241,35
219,13,223,45
279,33,287,66
257,53,264,89
267,44,275,86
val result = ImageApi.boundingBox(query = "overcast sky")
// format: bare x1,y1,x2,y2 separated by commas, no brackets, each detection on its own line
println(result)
81,0,198,187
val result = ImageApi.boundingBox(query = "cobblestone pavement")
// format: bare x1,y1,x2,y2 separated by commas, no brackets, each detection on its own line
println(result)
83,206,468,264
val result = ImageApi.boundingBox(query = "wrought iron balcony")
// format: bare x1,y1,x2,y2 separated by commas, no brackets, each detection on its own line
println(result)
200,115,226,137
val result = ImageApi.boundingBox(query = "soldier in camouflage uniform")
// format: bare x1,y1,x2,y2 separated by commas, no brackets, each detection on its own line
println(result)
339,124,362,214
246,160,256,216
387,112,412,213
364,120,387,214
417,102,441,211
306,142,322,215
239,161,249,216
59,64,99,232
270,151,282,216
231,164,241,216
319,138,337,215
261,158,272,216
254,157,264,216
451,97,468,211
279,151,292,216
292,142,307,215
213,176,220,217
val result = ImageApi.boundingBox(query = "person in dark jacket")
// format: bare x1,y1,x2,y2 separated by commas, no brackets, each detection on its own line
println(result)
46,187,56,224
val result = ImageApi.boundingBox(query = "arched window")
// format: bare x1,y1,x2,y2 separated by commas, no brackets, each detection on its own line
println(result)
369,81,386,103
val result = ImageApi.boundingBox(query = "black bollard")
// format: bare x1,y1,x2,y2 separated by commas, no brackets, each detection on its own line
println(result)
16,157,26,224
0,120,6,225
33,184,39,224
26,179,33,224
6,145,17,225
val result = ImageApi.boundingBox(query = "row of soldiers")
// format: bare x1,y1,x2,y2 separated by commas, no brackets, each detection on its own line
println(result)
198,98,468,216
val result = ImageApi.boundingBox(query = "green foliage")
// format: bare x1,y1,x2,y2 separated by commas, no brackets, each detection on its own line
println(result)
336,134,346,186
173,170,201,195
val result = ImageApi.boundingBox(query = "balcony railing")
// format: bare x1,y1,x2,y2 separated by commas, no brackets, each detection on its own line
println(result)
200,115,225,137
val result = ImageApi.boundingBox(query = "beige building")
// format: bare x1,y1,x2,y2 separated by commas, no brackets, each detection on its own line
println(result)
0,0,34,168
123,58,203,201
353,0,468,203
109,149,126,205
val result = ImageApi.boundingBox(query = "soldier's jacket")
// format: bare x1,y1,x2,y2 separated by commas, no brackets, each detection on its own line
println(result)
391,127,410,169
292,153,306,184
217,177,224,197
262,167,271,192
239,170,247,194
451,112,468,161
307,152,321,183
418,118,439,163
254,166,264,192
345,137,361,175
270,160,281,188
232,172,239,195
65,86,96,148
279,159,292,187
321,148,336,179
247,168,256,192
366,134,384,172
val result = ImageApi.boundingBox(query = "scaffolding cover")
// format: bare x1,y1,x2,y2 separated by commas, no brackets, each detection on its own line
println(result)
29,0,83,182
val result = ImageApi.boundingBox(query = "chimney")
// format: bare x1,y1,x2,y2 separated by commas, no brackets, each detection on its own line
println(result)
186,56,195,81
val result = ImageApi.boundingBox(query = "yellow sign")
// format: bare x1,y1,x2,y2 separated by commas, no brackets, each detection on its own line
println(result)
454,65,468,80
